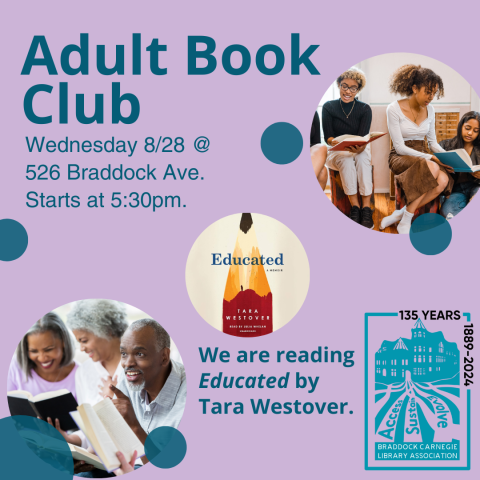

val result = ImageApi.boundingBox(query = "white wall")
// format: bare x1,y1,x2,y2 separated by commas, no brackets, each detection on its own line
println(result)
358,53,474,106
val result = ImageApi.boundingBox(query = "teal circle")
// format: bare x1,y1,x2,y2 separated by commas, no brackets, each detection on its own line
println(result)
144,426,187,468
261,122,303,165
0,219,28,261
0,416,73,478
409,213,452,255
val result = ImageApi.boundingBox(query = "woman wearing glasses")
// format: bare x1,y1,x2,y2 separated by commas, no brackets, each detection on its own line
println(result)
381,65,454,234
323,67,374,228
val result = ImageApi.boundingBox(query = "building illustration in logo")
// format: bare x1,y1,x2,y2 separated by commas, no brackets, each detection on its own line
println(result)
373,319,461,454
375,319,459,383
222,213,273,337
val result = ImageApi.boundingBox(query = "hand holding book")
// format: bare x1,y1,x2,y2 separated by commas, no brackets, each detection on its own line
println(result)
114,450,137,476
46,416,82,446
108,385,144,438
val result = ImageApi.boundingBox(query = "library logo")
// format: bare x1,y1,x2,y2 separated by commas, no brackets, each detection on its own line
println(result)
375,318,460,455
365,314,469,470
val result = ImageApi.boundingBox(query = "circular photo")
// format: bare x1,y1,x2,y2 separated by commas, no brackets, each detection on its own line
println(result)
310,53,480,234
6,299,186,476
186,213,310,337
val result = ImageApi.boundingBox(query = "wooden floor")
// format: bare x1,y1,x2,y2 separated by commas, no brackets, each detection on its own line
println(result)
325,192,399,234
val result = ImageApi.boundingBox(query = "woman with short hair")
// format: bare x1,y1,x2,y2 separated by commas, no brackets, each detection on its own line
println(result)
7,312,78,397
381,65,454,233
322,66,374,228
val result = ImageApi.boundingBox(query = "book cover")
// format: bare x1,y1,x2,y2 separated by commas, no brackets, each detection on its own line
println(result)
186,213,310,337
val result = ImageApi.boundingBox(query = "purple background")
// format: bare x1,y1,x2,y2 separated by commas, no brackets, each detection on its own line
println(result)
0,0,478,478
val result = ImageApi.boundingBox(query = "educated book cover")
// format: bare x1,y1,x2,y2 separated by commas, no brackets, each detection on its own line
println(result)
186,213,310,337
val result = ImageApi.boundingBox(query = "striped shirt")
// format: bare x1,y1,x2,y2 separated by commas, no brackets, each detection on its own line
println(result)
116,359,186,434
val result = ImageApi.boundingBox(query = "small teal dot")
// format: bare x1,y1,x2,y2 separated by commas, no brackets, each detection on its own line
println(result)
0,219,28,261
409,213,452,255
145,426,187,469
261,122,303,165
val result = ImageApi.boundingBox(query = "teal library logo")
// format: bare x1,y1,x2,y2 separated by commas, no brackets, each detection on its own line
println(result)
374,318,460,453
365,313,470,470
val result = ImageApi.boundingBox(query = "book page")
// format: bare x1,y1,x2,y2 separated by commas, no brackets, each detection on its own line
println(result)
69,443,106,470
334,134,365,142
7,390,32,400
93,399,145,461
32,388,71,402
78,403,120,470
456,149,473,167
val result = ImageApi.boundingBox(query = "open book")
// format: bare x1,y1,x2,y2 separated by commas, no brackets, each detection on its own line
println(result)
70,398,145,472
69,443,106,471
329,132,386,152
8,389,78,431
435,149,480,173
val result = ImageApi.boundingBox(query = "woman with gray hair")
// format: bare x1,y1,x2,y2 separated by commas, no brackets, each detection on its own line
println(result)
50,299,129,448
7,312,79,398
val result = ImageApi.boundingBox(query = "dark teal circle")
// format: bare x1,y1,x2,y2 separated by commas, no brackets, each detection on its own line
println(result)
0,416,73,478
409,213,452,255
144,426,187,468
0,219,28,261
261,122,303,165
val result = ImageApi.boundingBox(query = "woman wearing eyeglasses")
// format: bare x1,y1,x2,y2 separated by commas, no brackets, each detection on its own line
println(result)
322,67,374,229
380,65,454,234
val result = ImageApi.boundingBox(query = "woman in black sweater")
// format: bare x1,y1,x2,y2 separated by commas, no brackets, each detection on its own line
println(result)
322,67,373,228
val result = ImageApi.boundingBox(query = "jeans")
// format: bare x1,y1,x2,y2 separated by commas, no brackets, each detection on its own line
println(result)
440,181,479,219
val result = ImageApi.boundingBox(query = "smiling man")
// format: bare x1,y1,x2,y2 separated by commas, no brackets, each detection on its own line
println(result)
108,319,186,453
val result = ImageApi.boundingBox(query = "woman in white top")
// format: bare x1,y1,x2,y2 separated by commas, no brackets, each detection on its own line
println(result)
381,65,454,234
47,299,128,449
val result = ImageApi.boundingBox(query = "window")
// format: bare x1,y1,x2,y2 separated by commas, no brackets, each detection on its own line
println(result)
429,367,432,372
414,355,417,362
402,369,405,377
391,369,396,376
439,342,444,353
429,347,432,352
414,346,417,352
429,356,432,363
414,368,417,375
405,359,408,365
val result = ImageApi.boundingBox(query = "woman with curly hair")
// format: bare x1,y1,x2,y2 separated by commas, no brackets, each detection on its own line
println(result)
322,66,374,228
381,65,454,233
47,299,129,449
440,111,480,219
